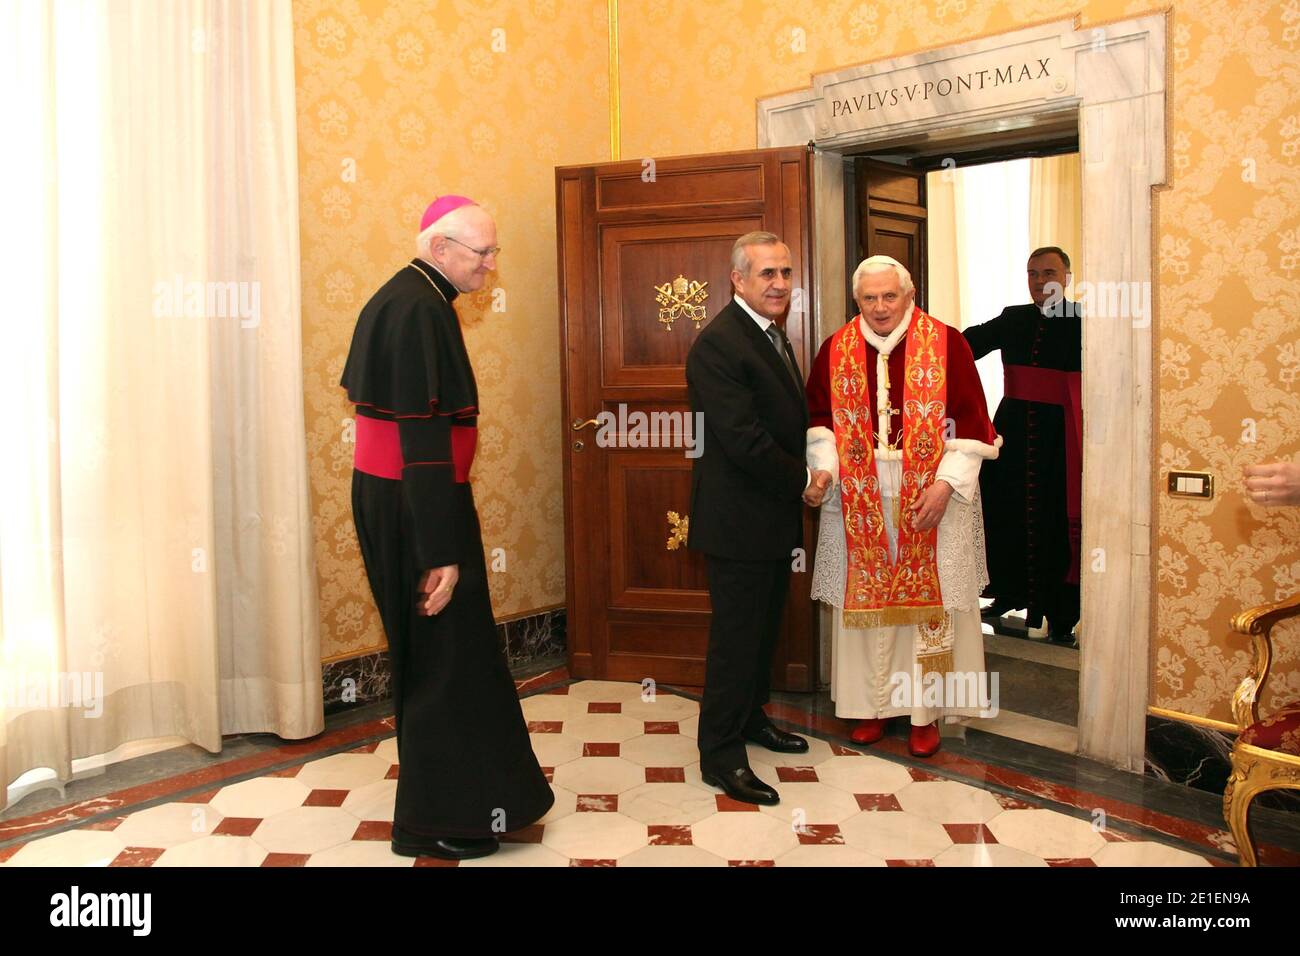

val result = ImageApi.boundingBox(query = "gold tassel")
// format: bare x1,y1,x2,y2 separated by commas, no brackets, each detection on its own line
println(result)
917,650,954,680
842,606,944,630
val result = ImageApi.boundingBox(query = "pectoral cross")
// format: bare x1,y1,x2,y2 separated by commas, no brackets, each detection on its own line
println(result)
877,357,901,453
879,404,901,453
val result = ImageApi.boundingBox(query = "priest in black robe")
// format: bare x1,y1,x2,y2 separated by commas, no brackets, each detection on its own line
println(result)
964,246,1082,646
340,196,553,860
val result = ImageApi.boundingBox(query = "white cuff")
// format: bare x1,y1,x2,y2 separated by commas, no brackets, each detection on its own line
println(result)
943,435,1002,459
806,426,840,508
935,435,1001,503
805,426,839,480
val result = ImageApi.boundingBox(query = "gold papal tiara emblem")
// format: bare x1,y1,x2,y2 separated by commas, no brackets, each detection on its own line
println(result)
653,275,709,332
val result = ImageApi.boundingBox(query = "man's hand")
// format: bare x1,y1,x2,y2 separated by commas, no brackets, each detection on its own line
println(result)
908,480,954,531
803,469,833,507
418,564,460,616
1244,461,1300,507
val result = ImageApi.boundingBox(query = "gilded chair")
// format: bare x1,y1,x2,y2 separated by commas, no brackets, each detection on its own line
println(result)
1223,593,1300,866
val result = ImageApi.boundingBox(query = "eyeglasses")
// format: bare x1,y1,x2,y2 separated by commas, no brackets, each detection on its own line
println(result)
446,236,501,259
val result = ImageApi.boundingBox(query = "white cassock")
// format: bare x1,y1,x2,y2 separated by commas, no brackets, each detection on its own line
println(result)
806,325,1001,727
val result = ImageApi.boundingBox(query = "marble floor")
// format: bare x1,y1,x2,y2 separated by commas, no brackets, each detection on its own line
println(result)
4,672,1287,868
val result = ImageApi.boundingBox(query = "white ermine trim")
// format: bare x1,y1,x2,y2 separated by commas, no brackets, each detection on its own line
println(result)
943,435,1003,459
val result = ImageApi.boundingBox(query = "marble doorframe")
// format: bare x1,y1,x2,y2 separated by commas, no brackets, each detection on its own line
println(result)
758,14,1167,771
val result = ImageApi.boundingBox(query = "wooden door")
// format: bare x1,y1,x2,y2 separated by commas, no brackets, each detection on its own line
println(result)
855,158,928,310
556,147,816,691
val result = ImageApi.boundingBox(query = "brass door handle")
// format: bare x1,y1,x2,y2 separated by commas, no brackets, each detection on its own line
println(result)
571,417,601,431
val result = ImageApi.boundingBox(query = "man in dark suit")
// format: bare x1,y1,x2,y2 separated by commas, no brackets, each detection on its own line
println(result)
964,246,1083,647
685,231,831,806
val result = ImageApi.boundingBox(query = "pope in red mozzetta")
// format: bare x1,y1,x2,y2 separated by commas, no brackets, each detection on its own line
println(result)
340,196,553,860
805,256,1001,757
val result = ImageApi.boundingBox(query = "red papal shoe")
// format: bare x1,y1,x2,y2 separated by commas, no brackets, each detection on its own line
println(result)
850,718,888,745
909,722,941,758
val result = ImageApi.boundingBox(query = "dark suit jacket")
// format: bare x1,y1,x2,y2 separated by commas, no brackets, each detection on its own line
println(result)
685,299,809,561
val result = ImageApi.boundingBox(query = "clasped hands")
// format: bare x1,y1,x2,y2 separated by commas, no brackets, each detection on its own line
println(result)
417,564,459,616
803,469,833,507
803,470,953,530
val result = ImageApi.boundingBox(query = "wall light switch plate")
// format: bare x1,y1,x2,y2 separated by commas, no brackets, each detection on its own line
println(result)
1166,471,1214,499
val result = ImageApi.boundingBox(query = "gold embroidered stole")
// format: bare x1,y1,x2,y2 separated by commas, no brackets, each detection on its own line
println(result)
830,308,952,674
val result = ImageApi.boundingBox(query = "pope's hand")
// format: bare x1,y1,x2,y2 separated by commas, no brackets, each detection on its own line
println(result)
1244,461,1300,507
803,469,833,507
908,480,953,531
418,564,460,616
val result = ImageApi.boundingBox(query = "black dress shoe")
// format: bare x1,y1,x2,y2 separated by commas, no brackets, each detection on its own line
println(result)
390,829,500,860
977,598,1008,621
744,724,809,753
981,599,1014,619
1048,628,1078,648
700,767,779,806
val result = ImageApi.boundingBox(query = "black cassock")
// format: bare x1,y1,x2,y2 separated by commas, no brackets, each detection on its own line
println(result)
964,302,1082,634
340,258,553,840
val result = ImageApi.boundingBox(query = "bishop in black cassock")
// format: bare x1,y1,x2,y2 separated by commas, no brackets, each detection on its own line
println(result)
340,196,553,860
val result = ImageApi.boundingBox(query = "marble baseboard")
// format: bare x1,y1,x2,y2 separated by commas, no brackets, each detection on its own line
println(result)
1145,715,1300,813
500,607,566,665
321,651,393,715
321,608,567,715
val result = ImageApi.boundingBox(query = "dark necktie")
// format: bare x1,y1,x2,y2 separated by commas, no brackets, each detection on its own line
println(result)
765,323,802,388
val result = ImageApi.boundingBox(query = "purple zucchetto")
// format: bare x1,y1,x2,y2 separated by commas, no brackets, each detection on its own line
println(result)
420,195,476,231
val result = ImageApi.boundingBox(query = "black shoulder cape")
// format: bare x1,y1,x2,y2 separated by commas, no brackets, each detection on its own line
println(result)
340,259,479,418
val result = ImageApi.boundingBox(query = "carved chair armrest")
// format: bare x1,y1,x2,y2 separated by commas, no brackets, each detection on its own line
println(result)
1230,593,1300,732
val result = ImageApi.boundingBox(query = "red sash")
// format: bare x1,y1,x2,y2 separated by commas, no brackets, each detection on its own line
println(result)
354,415,477,483
354,415,403,480
1003,364,1081,584
831,307,948,630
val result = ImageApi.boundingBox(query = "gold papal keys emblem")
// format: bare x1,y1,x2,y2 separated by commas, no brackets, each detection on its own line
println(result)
653,275,709,332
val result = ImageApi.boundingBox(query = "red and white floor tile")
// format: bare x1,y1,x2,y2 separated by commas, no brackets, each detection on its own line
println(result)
0,680,1222,867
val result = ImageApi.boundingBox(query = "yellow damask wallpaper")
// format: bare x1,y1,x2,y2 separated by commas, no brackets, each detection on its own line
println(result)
293,0,610,660
616,0,1299,725
295,0,1299,726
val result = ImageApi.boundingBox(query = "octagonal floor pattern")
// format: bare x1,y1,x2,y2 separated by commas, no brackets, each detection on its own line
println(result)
0,680,1216,867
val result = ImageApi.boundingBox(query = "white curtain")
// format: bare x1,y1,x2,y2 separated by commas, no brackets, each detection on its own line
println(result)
924,168,961,330
1,0,321,811
1029,152,1085,290
959,159,1030,415
926,155,1080,416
